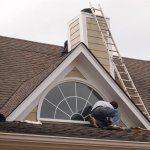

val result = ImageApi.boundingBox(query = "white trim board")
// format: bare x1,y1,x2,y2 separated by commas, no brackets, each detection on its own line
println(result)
6,43,150,129
0,132,149,150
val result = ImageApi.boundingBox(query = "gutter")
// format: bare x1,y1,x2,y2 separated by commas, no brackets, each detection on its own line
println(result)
0,132,149,150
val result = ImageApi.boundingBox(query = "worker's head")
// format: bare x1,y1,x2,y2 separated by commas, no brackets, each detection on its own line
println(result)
110,101,118,109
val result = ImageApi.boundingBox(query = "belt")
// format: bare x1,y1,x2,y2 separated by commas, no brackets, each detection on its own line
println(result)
91,106,103,113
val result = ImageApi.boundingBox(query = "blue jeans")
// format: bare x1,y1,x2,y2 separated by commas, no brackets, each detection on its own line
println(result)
91,106,121,127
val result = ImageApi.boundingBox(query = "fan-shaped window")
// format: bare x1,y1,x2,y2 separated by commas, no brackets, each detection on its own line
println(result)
40,81,103,122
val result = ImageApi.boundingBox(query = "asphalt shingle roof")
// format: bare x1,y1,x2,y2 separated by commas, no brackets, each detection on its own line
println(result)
123,57,150,114
0,36,69,117
0,36,150,142
0,121,149,142
0,36,150,117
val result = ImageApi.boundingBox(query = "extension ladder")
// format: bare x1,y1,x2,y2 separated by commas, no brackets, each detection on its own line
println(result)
89,2,150,120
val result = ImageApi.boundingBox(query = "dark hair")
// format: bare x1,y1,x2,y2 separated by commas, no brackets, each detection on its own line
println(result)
110,101,118,109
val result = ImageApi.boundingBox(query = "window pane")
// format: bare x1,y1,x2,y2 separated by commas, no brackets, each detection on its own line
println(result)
58,100,72,116
77,98,86,114
40,100,55,118
66,97,76,113
45,86,64,105
76,82,92,99
88,90,103,105
59,82,75,97
82,103,92,117
55,109,70,120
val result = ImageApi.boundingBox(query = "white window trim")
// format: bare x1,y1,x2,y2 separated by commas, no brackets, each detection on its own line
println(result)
37,79,105,124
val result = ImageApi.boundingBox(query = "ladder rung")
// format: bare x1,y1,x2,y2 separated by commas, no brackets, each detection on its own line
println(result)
143,112,149,115
136,103,143,106
116,63,126,67
98,23,107,27
109,50,118,53
97,20,106,23
130,95,139,98
104,35,112,38
119,72,127,74
102,28,109,32
93,8,102,12
98,22,107,25
126,87,136,90
115,64,125,67
106,42,115,45
122,79,131,82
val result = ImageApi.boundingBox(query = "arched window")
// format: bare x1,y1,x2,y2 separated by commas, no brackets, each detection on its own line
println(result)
40,81,103,122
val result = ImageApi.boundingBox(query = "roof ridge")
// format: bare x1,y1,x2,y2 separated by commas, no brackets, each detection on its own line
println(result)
123,57,150,62
0,35,62,48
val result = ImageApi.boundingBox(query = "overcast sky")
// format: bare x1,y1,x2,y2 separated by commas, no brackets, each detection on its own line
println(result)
0,0,150,60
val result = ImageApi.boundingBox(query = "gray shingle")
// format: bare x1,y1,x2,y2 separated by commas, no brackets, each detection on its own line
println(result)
0,36,149,142
0,122,149,142
123,57,150,114
0,36,68,116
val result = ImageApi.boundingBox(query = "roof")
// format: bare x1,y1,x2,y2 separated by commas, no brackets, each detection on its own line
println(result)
0,121,149,142
0,36,150,115
0,36,69,117
1,36,150,117
123,57,150,114
0,36,150,142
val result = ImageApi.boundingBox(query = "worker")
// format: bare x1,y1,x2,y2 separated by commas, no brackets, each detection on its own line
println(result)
61,40,68,56
64,40,68,53
89,101,121,128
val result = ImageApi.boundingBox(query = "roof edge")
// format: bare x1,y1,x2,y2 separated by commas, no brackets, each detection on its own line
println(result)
0,35,62,47
0,132,149,149
79,42,150,123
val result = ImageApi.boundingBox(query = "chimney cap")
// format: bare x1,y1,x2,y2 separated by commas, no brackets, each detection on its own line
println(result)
81,8,92,14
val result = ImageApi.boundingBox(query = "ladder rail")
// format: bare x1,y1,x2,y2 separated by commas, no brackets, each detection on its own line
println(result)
114,56,149,115
98,4,122,57
89,4,109,55
89,2,150,120
90,2,131,93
